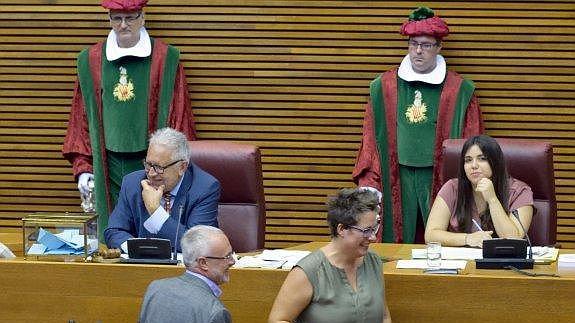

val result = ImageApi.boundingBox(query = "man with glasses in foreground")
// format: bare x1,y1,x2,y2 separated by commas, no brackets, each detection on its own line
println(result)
62,0,196,240
104,128,219,253
140,225,234,323
353,6,483,244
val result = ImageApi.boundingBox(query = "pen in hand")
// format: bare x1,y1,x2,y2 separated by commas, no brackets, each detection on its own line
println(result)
472,219,483,232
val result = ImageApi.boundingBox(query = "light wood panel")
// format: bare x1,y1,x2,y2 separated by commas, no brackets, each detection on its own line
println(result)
1,243,575,322
0,1,574,248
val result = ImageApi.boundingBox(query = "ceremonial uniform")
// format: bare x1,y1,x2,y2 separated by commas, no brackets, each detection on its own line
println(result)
353,7,483,243
62,0,195,239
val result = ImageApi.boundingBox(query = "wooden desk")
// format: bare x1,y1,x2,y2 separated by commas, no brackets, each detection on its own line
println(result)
0,243,573,322
298,242,575,323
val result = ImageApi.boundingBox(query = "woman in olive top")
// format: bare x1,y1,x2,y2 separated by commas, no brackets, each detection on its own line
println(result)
268,188,392,323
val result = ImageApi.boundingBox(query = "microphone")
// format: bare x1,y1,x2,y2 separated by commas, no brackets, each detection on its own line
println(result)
172,204,184,262
512,209,533,261
475,209,534,269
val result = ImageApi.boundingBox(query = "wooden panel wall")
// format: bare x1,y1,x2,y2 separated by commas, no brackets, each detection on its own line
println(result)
1,0,574,248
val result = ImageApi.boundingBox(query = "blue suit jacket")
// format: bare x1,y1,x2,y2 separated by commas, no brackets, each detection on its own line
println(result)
104,162,220,252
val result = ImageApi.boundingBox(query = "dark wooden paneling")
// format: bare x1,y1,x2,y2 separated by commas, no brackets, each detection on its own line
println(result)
0,0,574,248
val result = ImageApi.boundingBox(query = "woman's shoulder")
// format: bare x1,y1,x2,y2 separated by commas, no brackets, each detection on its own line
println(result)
438,178,459,197
444,178,458,187
296,249,326,271
508,177,533,193
365,250,384,267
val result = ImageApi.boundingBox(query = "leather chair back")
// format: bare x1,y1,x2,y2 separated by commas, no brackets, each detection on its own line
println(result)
189,141,266,252
441,138,556,245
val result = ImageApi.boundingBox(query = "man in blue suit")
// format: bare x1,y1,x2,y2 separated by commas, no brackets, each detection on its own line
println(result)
104,127,220,252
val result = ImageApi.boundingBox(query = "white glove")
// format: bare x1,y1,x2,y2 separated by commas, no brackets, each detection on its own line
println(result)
78,172,94,196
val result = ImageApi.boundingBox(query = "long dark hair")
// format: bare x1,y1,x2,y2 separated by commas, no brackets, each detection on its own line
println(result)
454,135,509,233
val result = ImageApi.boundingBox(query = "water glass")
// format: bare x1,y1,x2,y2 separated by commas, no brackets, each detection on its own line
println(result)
427,242,442,267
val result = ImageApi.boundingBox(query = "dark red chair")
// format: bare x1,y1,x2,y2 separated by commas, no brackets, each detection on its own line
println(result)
189,141,266,252
441,138,557,246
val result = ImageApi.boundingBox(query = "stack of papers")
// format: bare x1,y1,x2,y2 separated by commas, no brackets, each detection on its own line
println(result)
530,246,559,263
233,249,310,269
410,246,558,263
412,247,482,260
396,259,467,270
27,228,98,256
558,254,575,268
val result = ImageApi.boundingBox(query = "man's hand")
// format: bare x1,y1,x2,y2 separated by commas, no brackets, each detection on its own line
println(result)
141,180,164,215
78,173,94,196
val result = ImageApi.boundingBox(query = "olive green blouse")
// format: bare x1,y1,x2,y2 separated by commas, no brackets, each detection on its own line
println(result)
295,249,386,323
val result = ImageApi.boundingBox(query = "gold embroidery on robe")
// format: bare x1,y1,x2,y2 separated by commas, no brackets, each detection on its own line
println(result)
112,66,135,102
405,90,427,124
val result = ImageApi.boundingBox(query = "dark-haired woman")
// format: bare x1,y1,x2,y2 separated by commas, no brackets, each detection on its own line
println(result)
425,135,533,247
268,188,391,323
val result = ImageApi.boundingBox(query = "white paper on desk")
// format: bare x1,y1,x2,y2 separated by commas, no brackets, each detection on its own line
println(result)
530,247,558,262
233,249,310,270
233,256,286,269
412,247,482,260
558,254,575,267
397,259,467,270
259,249,310,261
27,243,47,255
413,246,558,263
0,242,15,258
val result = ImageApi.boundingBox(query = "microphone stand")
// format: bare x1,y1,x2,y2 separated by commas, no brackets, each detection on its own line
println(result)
512,209,533,262
173,204,184,262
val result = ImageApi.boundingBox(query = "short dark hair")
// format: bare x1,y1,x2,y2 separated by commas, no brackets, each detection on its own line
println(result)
326,188,379,237
455,135,509,233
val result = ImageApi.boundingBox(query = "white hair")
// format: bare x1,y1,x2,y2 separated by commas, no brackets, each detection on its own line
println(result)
148,127,190,161
181,225,225,268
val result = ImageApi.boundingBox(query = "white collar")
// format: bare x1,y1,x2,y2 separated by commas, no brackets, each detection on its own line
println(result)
398,54,446,84
106,27,151,61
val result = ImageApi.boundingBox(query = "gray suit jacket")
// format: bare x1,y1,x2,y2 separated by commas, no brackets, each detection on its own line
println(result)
140,272,231,323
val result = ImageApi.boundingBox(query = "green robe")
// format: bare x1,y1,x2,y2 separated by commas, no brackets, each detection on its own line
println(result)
353,68,483,243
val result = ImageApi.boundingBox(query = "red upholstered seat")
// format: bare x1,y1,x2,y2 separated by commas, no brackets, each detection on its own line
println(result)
189,141,266,252
441,138,557,246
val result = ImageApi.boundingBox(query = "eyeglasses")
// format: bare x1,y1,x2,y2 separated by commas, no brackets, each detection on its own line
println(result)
408,40,438,51
109,12,142,25
204,251,236,261
143,159,183,174
348,222,381,239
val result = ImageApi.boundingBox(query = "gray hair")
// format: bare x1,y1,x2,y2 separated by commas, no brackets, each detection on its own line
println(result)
149,127,190,161
326,188,380,237
181,225,225,268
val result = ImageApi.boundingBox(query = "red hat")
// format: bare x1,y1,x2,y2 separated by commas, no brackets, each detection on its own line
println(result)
399,7,449,39
101,0,148,11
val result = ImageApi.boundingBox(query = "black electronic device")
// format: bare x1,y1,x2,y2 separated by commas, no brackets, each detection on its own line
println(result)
476,209,534,270
121,238,178,265
476,239,534,269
